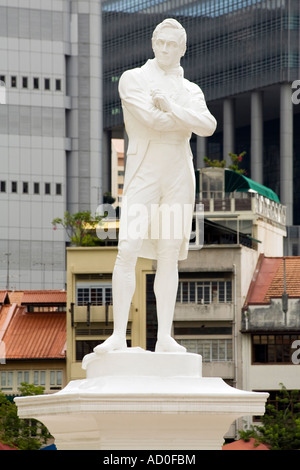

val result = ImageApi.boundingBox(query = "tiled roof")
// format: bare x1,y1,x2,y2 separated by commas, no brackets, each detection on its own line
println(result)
0,290,66,305
245,256,300,305
21,290,66,304
223,438,269,450
0,441,18,450
0,290,67,305
0,304,66,360
0,305,13,334
8,291,24,305
0,291,8,303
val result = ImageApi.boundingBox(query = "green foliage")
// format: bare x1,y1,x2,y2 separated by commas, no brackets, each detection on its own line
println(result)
0,383,52,450
203,156,226,168
227,151,246,174
239,385,300,450
204,151,246,174
19,382,45,396
52,210,104,246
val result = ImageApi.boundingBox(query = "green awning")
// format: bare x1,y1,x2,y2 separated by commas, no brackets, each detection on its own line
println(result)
225,169,280,203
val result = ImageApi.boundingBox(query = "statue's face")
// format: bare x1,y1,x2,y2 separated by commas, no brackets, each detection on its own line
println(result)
152,27,184,69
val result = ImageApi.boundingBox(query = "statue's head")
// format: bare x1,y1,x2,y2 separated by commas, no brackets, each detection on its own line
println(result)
152,19,187,70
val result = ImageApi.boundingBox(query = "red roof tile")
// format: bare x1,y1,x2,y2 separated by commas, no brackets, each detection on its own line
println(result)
0,442,18,450
0,290,67,305
223,438,269,450
21,290,66,304
0,291,8,303
7,291,24,305
0,305,66,360
0,305,16,340
246,256,300,305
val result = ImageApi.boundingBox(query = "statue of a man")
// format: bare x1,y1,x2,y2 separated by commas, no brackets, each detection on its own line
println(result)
94,18,216,354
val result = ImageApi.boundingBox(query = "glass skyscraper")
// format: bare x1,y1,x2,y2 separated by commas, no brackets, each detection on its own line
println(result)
0,0,102,289
102,0,300,252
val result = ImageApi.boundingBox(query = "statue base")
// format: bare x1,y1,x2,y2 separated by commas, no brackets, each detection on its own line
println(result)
15,348,268,450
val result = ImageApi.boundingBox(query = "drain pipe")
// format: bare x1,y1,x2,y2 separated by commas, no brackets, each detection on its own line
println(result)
233,263,238,438
233,263,238,388
282,257,288,325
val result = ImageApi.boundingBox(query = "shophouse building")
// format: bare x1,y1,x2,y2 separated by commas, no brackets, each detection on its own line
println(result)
0,290,67,400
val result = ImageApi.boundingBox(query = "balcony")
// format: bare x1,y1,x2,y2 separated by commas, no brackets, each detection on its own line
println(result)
70,304,133,325
199,193,286,226
196,168,286,228
174,302,233,321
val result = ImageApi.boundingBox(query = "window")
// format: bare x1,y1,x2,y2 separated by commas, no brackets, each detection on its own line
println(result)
55,79,61,91
22,77,28,88
34,370,45,386
33,77,39,89
11,181,17,193
0,181,6,192
1,371,13,389
77,287,90,305
34,182,40,194
76,284,113,306
56,183,62,195
177,338,233,362
45,182,51,194
0,75,5,84
176,280,232,304
11,76,17,87
23,182,29,194
50,370,62,389
44,78,50,90
252,334,300,364
17,371,30,386
76,340,101,361
265,390,300,415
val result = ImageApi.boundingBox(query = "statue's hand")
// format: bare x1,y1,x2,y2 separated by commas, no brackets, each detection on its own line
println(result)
151,89,172,113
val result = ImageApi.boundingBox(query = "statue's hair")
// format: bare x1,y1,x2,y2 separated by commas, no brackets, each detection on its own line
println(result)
152,18,187,55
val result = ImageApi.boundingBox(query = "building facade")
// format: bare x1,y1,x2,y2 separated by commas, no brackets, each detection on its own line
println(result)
1,0,299,289
0,0,102,289
102,0,300,253
241,255,300,427
66,246,153,381
0,290,66,399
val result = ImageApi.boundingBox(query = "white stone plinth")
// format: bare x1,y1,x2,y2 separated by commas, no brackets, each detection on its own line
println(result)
15,348,268,450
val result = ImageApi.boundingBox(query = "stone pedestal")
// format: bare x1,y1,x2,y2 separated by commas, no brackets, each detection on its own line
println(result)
15,348,268,450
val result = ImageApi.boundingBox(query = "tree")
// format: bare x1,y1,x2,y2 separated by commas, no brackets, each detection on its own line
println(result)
0,383,52,450
204,151,246,174
52,210,104,246
239,385,300,450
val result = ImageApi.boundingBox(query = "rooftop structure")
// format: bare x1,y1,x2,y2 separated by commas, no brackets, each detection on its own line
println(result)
242,255,300,331
0,290,66,397
197,168,286,256
241,255,300,394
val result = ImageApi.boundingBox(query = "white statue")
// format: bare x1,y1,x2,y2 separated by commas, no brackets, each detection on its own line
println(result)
94,18,216,354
